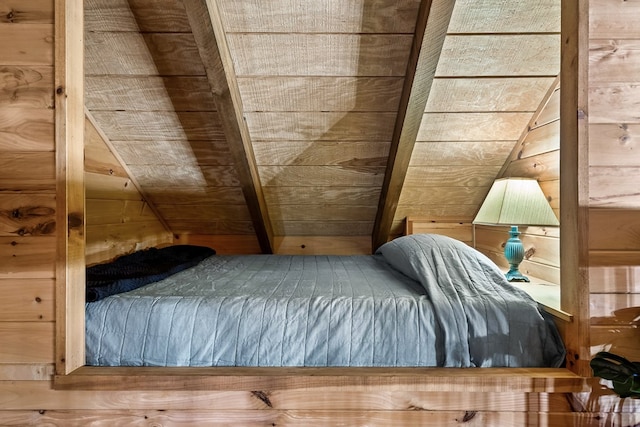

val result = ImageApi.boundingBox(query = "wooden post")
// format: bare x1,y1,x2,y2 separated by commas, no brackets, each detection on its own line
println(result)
55,0,85,374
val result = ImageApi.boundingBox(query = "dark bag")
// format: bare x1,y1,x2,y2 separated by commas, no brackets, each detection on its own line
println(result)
590,351,640,398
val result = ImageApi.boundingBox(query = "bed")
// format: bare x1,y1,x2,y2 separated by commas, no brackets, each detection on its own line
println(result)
85,234,566,368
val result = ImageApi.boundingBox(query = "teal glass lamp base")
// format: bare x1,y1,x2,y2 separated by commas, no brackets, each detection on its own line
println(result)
504,225,529,282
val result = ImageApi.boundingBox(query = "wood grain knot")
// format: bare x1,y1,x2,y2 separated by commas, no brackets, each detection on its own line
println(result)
251,391,273,408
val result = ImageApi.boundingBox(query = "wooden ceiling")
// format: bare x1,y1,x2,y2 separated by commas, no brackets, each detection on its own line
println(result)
84,0,560,253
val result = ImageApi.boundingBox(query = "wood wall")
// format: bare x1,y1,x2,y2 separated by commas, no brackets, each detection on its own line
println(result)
0,0,639,425
475,80,561,285
84,116,172,265
588,0,640,366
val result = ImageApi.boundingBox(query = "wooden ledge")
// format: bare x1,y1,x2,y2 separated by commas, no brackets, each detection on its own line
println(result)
54,366,587,392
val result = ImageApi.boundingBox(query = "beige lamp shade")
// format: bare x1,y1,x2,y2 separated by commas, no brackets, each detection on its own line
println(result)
473,177,559,226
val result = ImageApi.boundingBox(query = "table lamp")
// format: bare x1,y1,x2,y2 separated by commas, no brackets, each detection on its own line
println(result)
473,177,559,282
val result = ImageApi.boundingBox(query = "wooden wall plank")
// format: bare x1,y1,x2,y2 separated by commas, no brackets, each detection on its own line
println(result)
590,294,640,325
275,236,371,255
0,66,54,109
273,221,373,237
0,279,54,321
0,364,53,381
533,88,560,128
590,83,640,124
589,266,640,294
3,409,629,427
0,322,54,363
475,226,561,268
589,124,640,167
0,152,55,191
156,203,251,221
0,23,53,65
398,186,487,206
84,173,141,201
589,39,640,83
269,205,376,222
393,205,478,222
0,108,54,151
85,200,158,226
0,194,55,237
0,236,55,278
521,120,560,158
405,218,473,245
85,222,172,266
591,326,640,362
0,380,580,411
590,0,640,38
0,1,54,24
501,150,561,182
173,234,260,254
589,167,640,207
589,209,640,249
166,220,255,235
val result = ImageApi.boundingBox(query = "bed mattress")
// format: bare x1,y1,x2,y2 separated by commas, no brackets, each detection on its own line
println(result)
85,234,565,368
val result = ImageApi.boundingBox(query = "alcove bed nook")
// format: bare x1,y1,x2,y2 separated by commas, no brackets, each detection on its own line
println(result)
54,0,590,396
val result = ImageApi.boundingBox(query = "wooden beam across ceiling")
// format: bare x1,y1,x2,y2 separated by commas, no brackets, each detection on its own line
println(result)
372,0,456,251
183,0,274,253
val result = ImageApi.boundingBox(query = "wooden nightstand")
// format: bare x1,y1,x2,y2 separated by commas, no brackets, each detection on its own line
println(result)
502,270,572,322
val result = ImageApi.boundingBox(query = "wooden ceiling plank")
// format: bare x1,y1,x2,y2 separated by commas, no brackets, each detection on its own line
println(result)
238,76,404,113
219,0,421,34
372,0,457,251
226,34,413,77
182,0,274,253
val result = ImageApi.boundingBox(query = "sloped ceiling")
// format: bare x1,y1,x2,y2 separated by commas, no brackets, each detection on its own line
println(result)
84,0,560,253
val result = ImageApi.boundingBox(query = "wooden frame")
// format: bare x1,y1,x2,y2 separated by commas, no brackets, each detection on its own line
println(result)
54,0,590,387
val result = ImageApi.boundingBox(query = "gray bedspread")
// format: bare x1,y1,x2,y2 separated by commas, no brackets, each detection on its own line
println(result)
85,234,565,367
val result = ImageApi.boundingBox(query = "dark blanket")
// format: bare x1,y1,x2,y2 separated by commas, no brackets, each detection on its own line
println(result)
86,245,216,302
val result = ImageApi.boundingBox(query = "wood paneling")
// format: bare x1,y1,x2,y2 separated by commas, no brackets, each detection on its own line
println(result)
0,279,54,321
219,0,420,34
0,236,55,278
0,108,54,151
405,218,473,246
587,0,640,404
227,34,413,77
84,117,171,264
0,0,636,424
0,322,54,363
0,23,53,65
238,77,404,112
0,66,54,109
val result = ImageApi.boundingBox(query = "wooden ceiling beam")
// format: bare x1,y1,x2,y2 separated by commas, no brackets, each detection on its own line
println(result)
183,0,274,253
372,0,456,251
